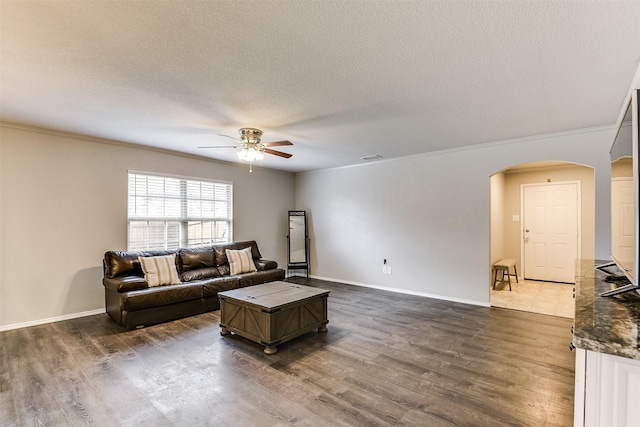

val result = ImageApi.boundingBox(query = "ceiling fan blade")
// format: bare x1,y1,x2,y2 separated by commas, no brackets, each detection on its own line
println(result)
198,145,238,149
264,140,293,147
218,133,241,141
263,148,292,159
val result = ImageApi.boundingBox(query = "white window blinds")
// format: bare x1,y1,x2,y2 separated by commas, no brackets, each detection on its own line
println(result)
127,172,233,251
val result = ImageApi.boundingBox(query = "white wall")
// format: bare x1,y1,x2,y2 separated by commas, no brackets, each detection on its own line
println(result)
296,126,614,306
0,124,295,329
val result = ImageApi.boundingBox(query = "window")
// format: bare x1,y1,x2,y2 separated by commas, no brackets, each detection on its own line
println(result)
128,172,232,251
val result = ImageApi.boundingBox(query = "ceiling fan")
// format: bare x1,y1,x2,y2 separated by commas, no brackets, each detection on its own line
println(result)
199,128,293,172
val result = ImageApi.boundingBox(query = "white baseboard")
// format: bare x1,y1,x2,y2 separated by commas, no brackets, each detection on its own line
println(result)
1,277,490,332
0,309,105,332
306,275,490,307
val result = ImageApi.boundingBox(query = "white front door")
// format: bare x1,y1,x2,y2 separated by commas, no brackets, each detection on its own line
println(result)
611,177,635,267
523,182,579,283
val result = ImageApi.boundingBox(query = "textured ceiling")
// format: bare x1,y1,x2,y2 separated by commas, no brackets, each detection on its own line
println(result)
2,1,640,172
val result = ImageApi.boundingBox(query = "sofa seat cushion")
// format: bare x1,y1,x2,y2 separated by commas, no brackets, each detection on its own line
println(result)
180,267,221,282
238,269,286,287
120,282,203,311
201,276,241,298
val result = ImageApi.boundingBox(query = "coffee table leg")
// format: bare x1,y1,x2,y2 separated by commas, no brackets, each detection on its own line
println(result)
220,327,230,336
264,345,277,355
318,325,328,333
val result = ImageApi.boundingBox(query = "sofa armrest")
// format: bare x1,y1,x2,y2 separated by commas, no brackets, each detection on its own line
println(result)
103,275,148,293
254,259,278,271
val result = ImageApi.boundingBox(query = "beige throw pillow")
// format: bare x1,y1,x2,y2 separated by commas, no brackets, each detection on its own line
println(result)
226,247,257,275
138,254,181,287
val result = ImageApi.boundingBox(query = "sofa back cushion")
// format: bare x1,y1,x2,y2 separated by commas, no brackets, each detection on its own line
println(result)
104,250,173,279
177,247,216,273
103,241,263,279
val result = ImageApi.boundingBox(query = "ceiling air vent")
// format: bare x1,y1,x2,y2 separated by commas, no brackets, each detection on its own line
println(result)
360,154,382,161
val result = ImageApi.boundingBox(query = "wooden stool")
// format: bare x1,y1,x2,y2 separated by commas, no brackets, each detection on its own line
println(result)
493,258,518,291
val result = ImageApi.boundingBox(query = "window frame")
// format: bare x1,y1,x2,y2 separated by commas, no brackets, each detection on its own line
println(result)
127,171,233,251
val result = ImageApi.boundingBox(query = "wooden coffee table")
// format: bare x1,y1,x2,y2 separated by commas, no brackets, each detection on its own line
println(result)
218,281,329,354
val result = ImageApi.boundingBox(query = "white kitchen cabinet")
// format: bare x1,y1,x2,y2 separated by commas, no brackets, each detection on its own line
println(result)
574,348,640,426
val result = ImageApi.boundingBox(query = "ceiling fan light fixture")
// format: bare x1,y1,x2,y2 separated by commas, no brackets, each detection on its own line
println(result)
237,146,264,162
199,127,291,171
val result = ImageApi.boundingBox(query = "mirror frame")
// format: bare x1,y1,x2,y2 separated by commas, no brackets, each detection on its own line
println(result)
287,210,309,277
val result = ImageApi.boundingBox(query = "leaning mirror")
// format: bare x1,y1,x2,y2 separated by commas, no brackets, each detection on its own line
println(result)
287,210,309,277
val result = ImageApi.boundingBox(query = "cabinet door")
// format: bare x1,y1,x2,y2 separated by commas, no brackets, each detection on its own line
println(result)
584,350,640,426
575,348,586,427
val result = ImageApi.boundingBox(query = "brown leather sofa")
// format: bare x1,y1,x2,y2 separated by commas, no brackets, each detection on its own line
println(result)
102,240,285,329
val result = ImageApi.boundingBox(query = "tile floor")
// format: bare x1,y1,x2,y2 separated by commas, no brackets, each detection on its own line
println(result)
490,276,575,319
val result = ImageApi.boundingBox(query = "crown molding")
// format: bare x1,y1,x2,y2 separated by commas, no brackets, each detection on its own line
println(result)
0,121,294,176
298,123,617,176
616,61,640,125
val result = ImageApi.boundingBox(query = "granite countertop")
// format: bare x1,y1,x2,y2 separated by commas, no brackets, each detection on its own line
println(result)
573,259,640,360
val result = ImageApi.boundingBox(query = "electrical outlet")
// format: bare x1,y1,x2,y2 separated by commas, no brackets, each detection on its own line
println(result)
388,267,392,275
383,266,387,274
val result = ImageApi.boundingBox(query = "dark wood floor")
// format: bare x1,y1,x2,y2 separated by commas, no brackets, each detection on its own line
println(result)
0,278,575,426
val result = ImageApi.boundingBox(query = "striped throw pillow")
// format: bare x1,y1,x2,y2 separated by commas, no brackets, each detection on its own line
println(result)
225,247,257,275
138,254,181,287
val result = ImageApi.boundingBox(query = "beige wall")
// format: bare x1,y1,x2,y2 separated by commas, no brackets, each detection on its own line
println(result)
501,163,595,278
612,157,631,178
490,172,506,266
0,124,295,329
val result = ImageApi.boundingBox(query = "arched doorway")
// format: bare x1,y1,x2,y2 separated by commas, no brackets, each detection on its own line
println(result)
489,161,595,318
